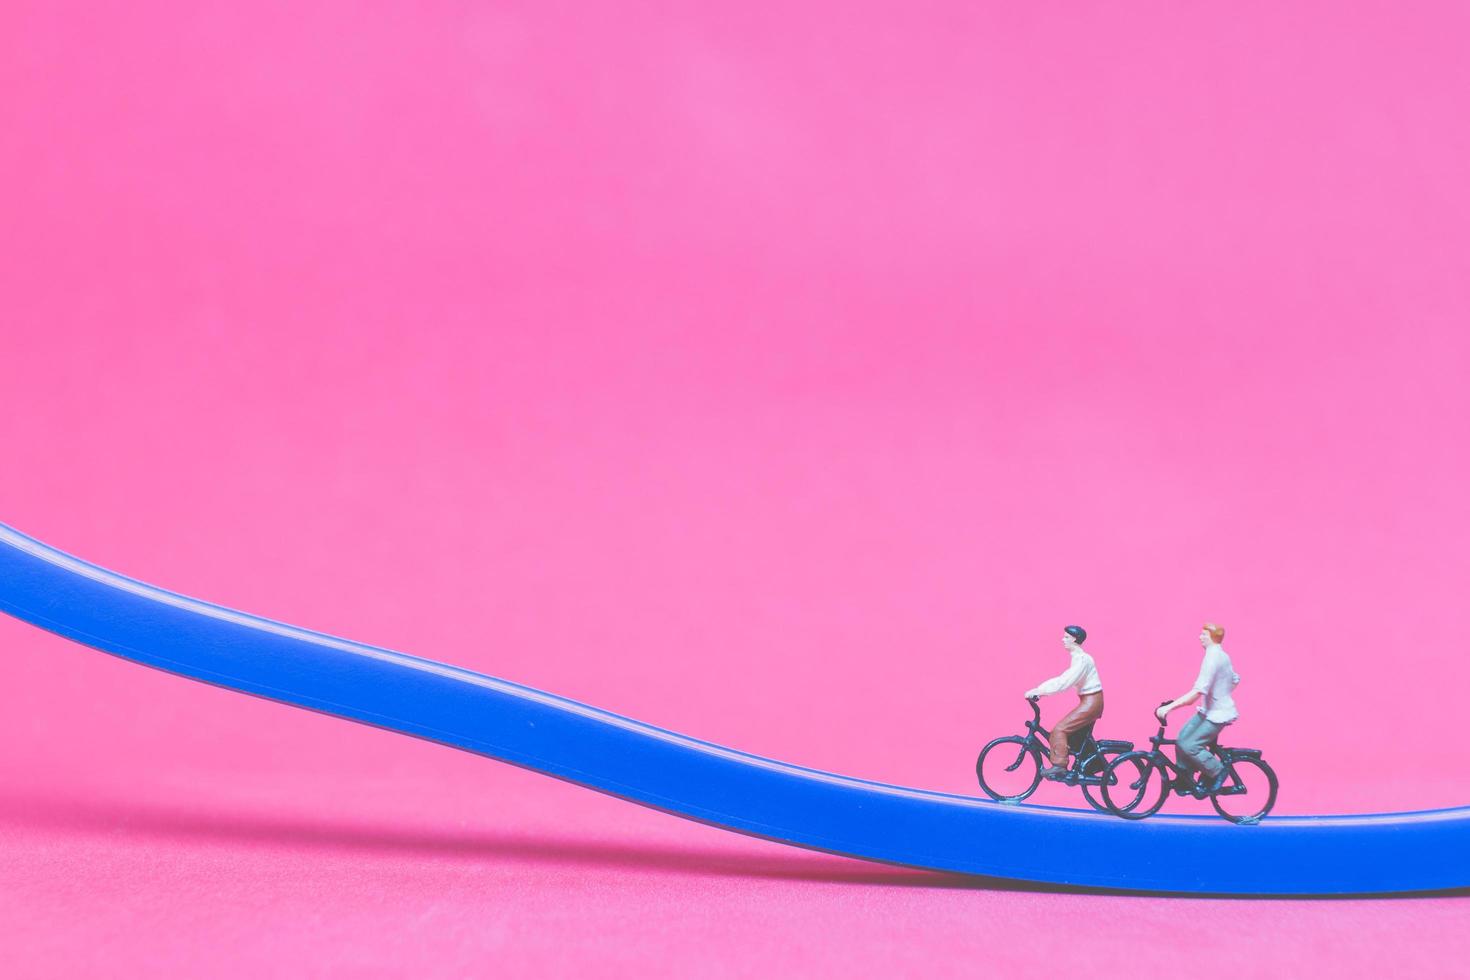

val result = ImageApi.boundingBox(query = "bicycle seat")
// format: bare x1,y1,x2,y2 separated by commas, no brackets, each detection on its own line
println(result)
1222,747,1261,758
1097,739,1133,752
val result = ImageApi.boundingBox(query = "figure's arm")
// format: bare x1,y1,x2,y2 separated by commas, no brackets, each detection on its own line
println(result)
1156,654,1213,721
1025,661,1084,699
1155,689,1202,721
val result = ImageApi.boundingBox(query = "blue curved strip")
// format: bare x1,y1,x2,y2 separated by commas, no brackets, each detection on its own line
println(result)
1,523,1464,895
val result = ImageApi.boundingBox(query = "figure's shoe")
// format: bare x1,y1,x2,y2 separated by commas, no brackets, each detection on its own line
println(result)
1195,771,1227,797
1038,765,1067,781
1172,776,1199,797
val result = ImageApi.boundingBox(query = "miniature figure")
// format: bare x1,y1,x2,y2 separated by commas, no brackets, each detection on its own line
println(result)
1154,623,1239,795
975,693,1141,812
1024,625,1104,780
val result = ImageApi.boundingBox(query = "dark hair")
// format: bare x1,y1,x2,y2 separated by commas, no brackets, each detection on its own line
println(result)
1064,625,1087,644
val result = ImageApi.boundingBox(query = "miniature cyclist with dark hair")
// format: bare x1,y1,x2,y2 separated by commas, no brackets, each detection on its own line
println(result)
1156,622,1240,796
1024,625,1104,780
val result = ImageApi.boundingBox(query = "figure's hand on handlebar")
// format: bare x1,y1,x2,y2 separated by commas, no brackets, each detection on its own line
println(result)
1155,700,1172,724
1026,695,1040,703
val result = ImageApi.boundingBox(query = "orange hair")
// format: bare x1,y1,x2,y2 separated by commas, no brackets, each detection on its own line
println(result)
1203,622,1225,643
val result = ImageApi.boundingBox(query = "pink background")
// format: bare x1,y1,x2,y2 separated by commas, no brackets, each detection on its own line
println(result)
3,1,1468,975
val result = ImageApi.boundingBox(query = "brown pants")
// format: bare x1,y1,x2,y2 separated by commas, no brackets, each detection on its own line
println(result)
1049,691,1104,766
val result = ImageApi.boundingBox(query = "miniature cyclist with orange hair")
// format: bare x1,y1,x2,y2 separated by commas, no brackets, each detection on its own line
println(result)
1156,623,1240,795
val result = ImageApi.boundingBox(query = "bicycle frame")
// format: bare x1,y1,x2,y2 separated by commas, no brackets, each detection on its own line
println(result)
1136,724,1186,782
1136,716,1255,797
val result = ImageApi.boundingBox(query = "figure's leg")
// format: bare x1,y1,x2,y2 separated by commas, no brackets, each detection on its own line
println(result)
1196,719,1226,783
1176,714,1199,775
1174,714,1205,777
1177,716,1225,782
1048,693,1103,768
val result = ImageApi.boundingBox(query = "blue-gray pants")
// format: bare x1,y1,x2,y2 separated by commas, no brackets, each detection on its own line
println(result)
1175,714,1225,778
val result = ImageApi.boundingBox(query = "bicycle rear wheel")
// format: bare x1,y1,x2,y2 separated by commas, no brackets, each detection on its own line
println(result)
1081,750,1145,813
1210,757,1279,824
1101,752,1169,819
976,735,1042,802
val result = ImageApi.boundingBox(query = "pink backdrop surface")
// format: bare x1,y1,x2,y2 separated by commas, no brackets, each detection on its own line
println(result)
3,2,1468,976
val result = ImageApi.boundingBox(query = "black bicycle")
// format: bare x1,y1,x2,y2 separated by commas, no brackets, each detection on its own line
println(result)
1101,702,1279,824
976,697,1146,813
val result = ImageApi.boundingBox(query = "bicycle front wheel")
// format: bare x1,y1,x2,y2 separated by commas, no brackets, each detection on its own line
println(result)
1101,752,1169,819
1210,757,1279,824
1083,750,1148,813
976,735,1042,803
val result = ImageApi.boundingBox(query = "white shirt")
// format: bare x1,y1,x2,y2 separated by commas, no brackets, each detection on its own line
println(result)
1193,643,1240,724
1026,648,1103,698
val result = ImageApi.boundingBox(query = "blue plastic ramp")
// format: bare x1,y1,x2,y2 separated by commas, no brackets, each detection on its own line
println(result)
1,523,1464,895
